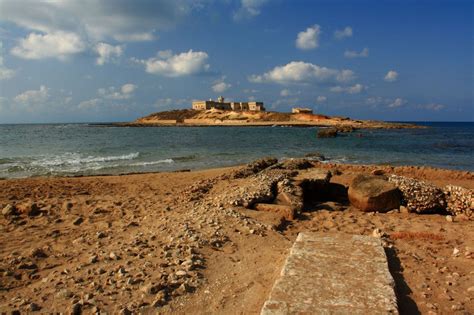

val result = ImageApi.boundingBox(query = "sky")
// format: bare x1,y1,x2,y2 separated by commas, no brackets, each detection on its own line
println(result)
0,0,472,123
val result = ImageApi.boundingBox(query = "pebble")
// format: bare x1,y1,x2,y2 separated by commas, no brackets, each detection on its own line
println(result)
29,302,41,312
109,252,120,260
73,217,84,225
445,215,453,222
453,248,460,256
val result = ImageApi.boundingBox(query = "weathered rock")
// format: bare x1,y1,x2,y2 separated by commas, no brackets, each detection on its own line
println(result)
73,216,84,225
303,152,326,161
278,159,313,170
2,204,18,216
17,202,40,216
317,128,338,138
348,175,401,212
254,203,295,220
443,185,473,218
388,175,446,213
232,157,279,178
261,233,398,314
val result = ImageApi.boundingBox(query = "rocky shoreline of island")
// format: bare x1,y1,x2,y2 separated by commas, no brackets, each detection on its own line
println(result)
111,109,425,130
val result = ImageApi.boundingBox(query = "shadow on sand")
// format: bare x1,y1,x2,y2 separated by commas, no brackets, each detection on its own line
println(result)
385,247,421,314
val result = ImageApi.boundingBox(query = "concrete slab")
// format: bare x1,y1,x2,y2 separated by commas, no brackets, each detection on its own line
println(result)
261,233,398,315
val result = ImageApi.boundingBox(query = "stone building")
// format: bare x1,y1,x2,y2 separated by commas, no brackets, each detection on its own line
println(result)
192,96,265,112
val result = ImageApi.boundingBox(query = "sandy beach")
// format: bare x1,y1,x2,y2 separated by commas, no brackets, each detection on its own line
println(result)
0,160,473,314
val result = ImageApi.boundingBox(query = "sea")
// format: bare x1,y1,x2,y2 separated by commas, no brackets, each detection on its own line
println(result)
0,122,472,179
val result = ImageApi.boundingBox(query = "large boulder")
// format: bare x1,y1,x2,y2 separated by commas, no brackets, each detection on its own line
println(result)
348,175,401,212
443,185,473,218
388,175,446,213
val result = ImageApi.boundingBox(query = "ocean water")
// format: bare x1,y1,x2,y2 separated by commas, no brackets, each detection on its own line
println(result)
0,122,472,178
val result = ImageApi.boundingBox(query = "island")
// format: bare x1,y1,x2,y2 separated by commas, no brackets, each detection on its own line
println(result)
116,96,423,129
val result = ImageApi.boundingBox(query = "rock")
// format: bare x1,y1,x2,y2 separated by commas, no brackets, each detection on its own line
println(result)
2,204,18,216
446,215,453,222
17,202,40,216
62,201,73,211
304,152,326,161
141,283,162,295
89,255,99,264
399,205,410,214
443,185,473,218
371,169,385,176
30,248,48,258
336,125,356,133
254,203,295,220
232,157,279,178
153,290,167,307
73,217,84,225
109,252,120,260
317,128,338,138
71,303,82,315
278,159,313,170
119,307,132,315
348,175,401,212
175,270,187,277
388,175,446,214
28,303,41,312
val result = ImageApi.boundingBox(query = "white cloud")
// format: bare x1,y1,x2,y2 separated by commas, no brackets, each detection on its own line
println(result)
334,26,352,40
135,50,210,77
78,98,101,110
384,70,398,82
212,81,231,93
14,85,50,104
234,0,269,20
296,25,321,50
330,83,366,94
280,89,290,97
344,47,369,58
388,97,407,108
419,103,445,111
0,43,14,80
0,0,196,43
249,61,355,85
98,83,137,100
155,97,190,108
11,31,86,60
366,96,383,105
94,43,123,65
316,96,327,103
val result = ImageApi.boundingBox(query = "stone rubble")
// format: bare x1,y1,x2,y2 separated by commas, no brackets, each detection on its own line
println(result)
443,185,473,218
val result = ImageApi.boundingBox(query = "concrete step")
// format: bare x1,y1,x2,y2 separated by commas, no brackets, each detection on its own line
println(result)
261,233,398,315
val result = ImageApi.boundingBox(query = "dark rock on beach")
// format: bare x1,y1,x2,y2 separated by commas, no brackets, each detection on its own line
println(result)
317,128,338,138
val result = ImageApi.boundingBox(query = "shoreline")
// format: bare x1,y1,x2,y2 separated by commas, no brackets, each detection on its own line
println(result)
1,160,473,181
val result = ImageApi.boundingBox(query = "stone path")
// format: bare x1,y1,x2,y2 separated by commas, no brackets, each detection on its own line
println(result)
261,233,398,314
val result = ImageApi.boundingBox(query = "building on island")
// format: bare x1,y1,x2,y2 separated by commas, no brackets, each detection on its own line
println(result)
292,107,313,114
192,96,265,112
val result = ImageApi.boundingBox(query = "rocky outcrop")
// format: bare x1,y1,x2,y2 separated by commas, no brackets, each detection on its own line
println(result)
443,185,473,218
278,158,313,170
348,175,401,212
231,157,278,179
388,175,446,213
317,128,338,138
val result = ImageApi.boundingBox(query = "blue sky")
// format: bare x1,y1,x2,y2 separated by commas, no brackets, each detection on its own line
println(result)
0,0,472,123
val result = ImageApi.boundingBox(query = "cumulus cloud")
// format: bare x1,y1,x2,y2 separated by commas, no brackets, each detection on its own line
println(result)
94,43,123,65
296,25,321,50
388,97,407,108
98,83,137,100
330,83,366,94
249,61,355,85
14,85,50,104
384,70,398,82
0,42,15,79
344,47,369,58
316,96,327,103
78,98,102,110
334,26,352,40
11,31,86,60
212,81,231,93
234,0,269,20
134,50,210,77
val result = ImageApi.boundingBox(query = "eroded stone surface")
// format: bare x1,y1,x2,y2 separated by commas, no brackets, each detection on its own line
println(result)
261,233,398,315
